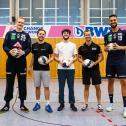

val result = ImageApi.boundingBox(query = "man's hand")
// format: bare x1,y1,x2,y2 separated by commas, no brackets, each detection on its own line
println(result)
113,43,122,50
88,61,96,68
28,66,32,75
9,48,18,57
105,45,110,51
16,49,25,58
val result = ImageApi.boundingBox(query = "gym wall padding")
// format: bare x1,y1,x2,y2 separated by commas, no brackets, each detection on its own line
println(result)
0,38,107,78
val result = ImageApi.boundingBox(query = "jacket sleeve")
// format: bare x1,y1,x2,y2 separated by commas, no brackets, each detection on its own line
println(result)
3,32,11,56
104,34,108,45
24,34,31,56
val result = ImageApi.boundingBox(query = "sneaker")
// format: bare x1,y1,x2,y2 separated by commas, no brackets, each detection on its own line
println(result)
57,104,64,111
97,104,103,112
70,104,77,112
106,103,113,112
45,104,53,113
33,103,41,111
81,104,88,111
20,105,29,112
0,105,9,113
123,108,126,118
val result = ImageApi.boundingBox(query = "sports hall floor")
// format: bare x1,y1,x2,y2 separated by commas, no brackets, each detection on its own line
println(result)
0,79,126,126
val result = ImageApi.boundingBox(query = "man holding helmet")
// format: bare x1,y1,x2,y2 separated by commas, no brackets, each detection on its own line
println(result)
54,29,77,112
29,28,54,113
78,30,103,112
1,17,31,112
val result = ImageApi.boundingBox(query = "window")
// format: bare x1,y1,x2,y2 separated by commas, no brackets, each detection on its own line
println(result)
115,0,126,25
70,0,80,25
0,0,10,24
32,0,43,25
89,0,126,25
57,0,68,25
19,0,81,25
19,0,31,25
0,0,126,26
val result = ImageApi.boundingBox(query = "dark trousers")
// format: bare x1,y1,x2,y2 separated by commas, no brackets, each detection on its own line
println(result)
58,69,75,104
4,58,27,102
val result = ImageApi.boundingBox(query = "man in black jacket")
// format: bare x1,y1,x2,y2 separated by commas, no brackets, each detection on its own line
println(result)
104,14,126,117
1,17,31,112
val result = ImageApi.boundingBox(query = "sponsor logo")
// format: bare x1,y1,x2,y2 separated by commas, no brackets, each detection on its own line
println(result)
108,34,112,42
11,33,16,40
74,26,111,38
118,33,122,41
92,47,97,50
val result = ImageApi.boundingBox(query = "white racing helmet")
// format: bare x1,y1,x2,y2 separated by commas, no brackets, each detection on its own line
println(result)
38,56,48,65
61,57,73,68
83,59,93,68
107,43,116,51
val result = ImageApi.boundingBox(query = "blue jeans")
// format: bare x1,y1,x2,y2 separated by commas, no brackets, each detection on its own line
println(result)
58,69,75,104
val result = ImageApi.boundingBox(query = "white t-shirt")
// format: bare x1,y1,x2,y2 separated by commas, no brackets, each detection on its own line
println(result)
55,41,77,69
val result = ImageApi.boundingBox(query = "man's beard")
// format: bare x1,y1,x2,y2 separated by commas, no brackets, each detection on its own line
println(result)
110,23,117,28
63,36,69,40
38,37,44,41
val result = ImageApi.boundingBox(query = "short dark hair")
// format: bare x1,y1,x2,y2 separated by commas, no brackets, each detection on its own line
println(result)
37,27,46,35
84,29,91,36
109,14,117,19
62,29,71,35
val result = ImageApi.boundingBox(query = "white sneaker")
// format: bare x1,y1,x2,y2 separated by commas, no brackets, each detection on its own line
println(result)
123,108,126,118
106,103,113,112
81,104,88,111
97,104,103,112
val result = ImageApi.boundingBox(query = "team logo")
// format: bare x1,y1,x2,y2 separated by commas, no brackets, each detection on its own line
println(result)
11,33,16,40
13,42,22,49
16,33,26,41
91,47,97,50
108,34,112,42
20,34,26,41
17,33,20,39
118,33,122,41
113,33,116,39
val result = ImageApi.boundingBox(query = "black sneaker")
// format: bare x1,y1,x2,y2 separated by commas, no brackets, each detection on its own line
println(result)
81,104,88,111
70,104,77,111
57,104,64,111
20,105,29,112
0,105,9,113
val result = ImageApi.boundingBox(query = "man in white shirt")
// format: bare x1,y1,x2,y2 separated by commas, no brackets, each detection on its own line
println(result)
54,29,77,111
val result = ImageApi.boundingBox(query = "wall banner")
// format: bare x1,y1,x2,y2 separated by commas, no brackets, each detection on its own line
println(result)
0,25,126,38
